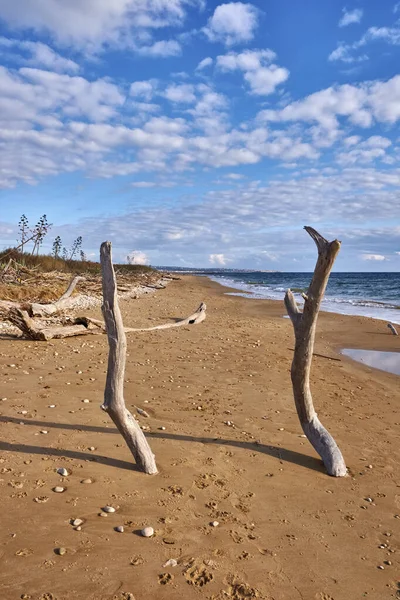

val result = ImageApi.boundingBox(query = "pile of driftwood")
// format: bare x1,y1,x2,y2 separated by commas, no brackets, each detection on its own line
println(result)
0,271,206,341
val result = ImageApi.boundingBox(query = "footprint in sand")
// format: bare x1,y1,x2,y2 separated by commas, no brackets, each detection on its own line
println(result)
184,561,214,587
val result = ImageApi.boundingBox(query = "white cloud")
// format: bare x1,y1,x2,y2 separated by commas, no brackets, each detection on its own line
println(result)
0,37,79,72
131,181,156,188
164,83,196,103
130,80,157,100
196,57,213,70
217,49,289,95
339,8,363,27
0,0,201,53
209,253,228,265
329,23,400,63
136,40,181,57
361,253,387,261
394,2,400,13
127,250,149,264
258,75,400,145
204,2,259,46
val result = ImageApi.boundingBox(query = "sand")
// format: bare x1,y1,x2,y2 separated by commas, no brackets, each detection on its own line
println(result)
0,275,399,600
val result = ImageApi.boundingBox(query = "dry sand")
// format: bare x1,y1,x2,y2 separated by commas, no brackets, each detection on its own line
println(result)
0,275,399,600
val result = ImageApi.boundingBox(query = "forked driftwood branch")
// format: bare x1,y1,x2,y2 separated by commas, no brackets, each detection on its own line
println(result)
100,241,157,474
284,226,347,477
125,302,206,332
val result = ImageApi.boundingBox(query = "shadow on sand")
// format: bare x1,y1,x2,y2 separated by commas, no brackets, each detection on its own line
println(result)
0,415,324,474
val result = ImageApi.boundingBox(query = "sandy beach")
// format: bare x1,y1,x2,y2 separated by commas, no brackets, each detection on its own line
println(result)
0,275,399,600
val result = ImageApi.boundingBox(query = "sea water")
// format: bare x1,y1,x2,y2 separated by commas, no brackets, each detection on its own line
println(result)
198,271,400,324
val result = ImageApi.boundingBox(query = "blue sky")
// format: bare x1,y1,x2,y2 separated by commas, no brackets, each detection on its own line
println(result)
0,0,400,271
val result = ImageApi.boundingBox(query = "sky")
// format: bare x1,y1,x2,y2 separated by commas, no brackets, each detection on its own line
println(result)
0,0,400,271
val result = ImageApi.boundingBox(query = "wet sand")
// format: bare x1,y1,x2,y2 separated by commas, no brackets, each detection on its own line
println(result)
0,275,399,600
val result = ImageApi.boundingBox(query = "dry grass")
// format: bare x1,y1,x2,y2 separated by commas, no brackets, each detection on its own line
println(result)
0,248,155,276
0,249,159,303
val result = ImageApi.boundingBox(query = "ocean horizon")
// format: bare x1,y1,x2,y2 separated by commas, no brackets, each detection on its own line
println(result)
160,269,400,324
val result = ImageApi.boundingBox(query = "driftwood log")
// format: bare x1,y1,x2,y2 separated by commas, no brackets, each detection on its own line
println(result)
387,323,398,336
284,227,347,477
100,241,157,474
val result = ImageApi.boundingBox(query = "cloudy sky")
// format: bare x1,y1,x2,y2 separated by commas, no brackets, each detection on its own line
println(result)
0,0,400,270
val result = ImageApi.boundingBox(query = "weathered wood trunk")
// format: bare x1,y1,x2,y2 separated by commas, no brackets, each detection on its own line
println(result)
100,241,157,474
284,227,347,477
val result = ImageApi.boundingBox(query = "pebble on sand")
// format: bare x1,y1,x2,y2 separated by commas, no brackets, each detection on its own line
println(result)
210,521,219,527
71,519,84,527
115,526,124,533
55,547,67,556
57,468,69,477
102,506,116,513
53,486,65,493
81,478,93,484
141,526,154,537
162,559,178,567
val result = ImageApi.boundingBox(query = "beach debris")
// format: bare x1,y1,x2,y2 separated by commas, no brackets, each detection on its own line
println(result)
57,468,69,477
163,559,178,568
136,406,150,418
53,487,65,493
284,226,347,478
101,506,116,513
115,526,124,533
141,526,154,537
100,241,158,475
387,323,398,335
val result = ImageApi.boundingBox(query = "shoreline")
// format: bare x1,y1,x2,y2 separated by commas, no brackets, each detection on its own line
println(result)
0,274,399,600
203,273,400,325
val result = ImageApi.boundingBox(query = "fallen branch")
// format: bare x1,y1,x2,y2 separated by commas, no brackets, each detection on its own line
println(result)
30,275,85,316
125,302,206,332
7,308,103,341
100,241,157,474
284,226,347,477
387,323,398,336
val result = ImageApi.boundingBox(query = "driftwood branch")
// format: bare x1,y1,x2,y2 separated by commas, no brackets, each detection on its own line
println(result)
284,226,347,477
30,275,84,316
100,241,157,474
387,323,398,336
125,302,206,332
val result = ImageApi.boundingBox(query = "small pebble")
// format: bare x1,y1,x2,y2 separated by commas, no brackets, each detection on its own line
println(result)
384,560,392,566
82,399,90,403
81,478,93,484
365,497,373,502
71,519,84,527
98,512,108,517
211,521,219,527
159,426,166,431
102,506,116,513
75,526,82,531
377,565,384,570
57,468,69,477
115,526,124,533
53,487,65,493
141,526,154,537
367,465,373,469
48,405,56,408
40,430,48,434
55,547,67,556
88,447,95,451
163,559,178,567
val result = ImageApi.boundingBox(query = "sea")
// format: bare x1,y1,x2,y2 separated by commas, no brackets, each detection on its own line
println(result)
163,270,400,324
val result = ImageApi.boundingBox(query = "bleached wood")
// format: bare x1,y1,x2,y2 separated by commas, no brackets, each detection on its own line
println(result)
7,307,102,340
30,276,85,317
387,323,398,336
125,302,206,332
100,241,157,474
284,226,347,477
